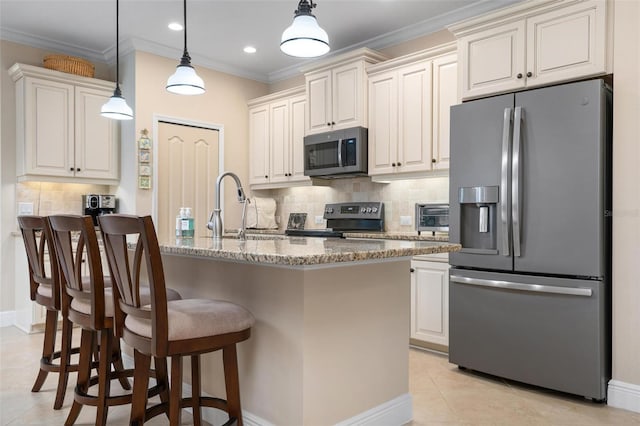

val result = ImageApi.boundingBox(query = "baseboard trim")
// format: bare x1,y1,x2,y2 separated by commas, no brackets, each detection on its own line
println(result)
608,380,640,414
335,393,413,426
124,351,411,425
0,311,16,328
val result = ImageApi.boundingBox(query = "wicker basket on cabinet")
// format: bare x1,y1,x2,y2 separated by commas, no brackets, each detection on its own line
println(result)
43,54,95,78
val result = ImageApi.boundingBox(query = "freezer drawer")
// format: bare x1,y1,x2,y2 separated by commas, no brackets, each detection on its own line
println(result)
449,268,610,400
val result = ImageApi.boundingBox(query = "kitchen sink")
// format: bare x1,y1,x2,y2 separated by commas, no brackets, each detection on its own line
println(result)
221,234,286,241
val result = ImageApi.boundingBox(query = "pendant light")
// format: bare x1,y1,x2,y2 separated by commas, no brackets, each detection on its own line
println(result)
166,0,205,95
101,0,133,120
280,0,330,58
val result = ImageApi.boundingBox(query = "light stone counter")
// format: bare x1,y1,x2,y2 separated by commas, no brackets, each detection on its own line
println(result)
158,235,459,425
160,235,459,266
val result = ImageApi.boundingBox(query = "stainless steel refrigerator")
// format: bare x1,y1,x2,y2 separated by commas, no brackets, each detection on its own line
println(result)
448,79,611,401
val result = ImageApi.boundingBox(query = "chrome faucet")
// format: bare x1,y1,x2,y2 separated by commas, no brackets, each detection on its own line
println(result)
207,172,247,240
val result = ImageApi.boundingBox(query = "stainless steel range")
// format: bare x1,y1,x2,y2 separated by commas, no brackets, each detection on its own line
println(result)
285,202,384,237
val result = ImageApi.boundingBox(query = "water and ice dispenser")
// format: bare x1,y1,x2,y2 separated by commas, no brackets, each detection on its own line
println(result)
458,186,500,253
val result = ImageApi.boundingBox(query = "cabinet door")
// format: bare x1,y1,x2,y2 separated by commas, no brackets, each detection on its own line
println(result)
459,20,526,100
410,259,450,347
269,100,290,184
398,61,432,173
332,61,364,130
368,71,397,175
306,70,332,134
431,54,458,171
289,95,309,182
75,86,119,180
23,77,74,177
249,105,270,185
526,0,606,88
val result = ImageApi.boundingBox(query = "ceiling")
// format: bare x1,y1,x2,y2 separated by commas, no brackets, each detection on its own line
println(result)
0,0,522,83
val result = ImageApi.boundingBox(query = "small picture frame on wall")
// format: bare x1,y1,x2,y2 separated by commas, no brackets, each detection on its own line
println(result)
138,176,151,189
139,150,150,163
139,165,151,176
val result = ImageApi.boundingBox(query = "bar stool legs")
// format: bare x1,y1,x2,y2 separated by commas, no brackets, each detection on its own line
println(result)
31,308,80,410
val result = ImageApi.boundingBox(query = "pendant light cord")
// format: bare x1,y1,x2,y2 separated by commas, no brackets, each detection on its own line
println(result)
114,0,122,96
180,0,192,64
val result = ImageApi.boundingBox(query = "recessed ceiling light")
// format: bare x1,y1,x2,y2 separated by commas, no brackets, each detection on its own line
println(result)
168,22,183,31
243,46,257,54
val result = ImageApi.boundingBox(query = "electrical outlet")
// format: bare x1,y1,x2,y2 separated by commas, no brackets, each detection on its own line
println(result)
315,215,324,225
18,202,34,215
400,215,412,226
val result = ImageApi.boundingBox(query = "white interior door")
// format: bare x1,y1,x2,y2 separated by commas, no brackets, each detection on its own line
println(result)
157,122,220,242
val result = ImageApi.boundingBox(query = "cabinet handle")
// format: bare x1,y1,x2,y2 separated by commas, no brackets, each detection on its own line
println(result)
327,122,331,126
331,121,335,125
526,71,533,78
517,73,523,79
431,158,436,163
265,175,268,179
76,168,81,172
391,162,396,167
69,167,74,172
410,268,415,273
397,162,402,167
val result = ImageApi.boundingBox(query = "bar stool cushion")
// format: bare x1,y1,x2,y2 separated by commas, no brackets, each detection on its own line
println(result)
125,299,255,341
71,286,182,318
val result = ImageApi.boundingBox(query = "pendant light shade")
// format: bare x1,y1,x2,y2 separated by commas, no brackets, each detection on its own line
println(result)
101,0,133,120
281,0,330,58
166,0,205,95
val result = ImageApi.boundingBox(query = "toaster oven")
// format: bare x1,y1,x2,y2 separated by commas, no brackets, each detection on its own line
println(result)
415,204,449,234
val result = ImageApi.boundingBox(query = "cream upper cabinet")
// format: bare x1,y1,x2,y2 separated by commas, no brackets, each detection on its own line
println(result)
367,46,457,180
303,48,388,135
248,87,310,189
9,63,119,184
452,0,610,100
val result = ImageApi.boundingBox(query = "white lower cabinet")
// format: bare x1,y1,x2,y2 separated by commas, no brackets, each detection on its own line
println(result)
410,253,450,350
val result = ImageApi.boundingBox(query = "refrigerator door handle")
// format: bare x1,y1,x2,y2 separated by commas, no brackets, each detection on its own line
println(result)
501,107,512,256
450,275,593,297
512,106,523,257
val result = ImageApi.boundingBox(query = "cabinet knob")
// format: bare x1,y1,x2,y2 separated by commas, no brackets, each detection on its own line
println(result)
265,175,268,179
391,162,396,167
526,71,533,78
517,73,523,79
410,268,415,273
327,122,331,126
69,167,74,172
331,121,335,125
76,168,81,172
397,162,402,167
432,158,437,163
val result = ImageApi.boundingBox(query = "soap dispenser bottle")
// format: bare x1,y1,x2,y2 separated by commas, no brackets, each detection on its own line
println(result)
181,207,195,238
176,207,186,238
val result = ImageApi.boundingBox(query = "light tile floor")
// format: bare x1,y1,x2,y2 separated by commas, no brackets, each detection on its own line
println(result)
1,326,639,425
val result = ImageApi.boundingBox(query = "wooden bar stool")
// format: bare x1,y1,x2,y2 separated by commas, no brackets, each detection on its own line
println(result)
48,215,180,426
98,214,255,426
17,215,80,410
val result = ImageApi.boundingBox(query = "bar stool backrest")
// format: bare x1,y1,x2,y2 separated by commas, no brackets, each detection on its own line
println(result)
48,215,109,330
17,215,60,310
98,214,169,356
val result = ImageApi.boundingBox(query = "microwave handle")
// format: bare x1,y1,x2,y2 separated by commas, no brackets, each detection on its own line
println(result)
337,138,343,167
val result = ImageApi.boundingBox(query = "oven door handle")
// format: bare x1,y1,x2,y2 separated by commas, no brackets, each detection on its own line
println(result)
450,275,593,297
337,138,343,167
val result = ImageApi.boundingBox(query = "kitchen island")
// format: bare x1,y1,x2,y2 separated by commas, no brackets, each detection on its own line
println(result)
158,236,460,425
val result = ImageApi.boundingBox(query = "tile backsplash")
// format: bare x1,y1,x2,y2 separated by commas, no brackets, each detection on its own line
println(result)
257,176,449,232
16,182,111,217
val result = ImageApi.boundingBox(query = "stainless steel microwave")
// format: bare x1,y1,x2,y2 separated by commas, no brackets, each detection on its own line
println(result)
303,126,368,178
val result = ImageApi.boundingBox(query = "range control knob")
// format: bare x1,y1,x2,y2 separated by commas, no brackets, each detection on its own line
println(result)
360,207,367,213
325,207,334,214
372,207,378,213
366,207,372,213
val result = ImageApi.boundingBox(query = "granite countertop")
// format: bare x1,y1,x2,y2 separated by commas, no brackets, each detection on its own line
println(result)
238,229,449,242
160,235,460,266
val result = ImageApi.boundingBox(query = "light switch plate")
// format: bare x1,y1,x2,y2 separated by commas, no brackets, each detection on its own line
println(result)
400,215,412,226
18,202,34,215
315,215,324,225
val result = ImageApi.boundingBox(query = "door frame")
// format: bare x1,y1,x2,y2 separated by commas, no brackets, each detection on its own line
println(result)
151,114,225,228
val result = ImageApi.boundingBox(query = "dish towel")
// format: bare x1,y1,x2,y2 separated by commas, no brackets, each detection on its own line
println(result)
245,197,278,229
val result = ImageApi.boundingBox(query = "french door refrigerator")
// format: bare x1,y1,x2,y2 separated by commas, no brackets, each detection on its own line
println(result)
448,79,612,401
